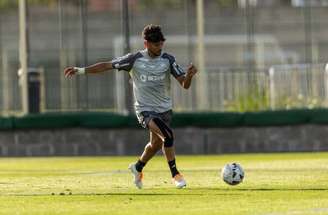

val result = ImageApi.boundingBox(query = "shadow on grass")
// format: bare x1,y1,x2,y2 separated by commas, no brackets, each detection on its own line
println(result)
189,187,328,192
1,192,237,197
1,187,327,197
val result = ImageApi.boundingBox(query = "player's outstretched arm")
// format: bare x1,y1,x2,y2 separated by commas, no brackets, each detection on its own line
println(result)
64,62,114,78
176,63,198,89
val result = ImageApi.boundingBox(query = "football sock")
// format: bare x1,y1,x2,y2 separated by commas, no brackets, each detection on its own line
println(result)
135,160,146,172
168,159,179,177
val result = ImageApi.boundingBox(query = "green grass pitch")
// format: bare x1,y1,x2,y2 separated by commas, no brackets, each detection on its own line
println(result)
0,152,327,215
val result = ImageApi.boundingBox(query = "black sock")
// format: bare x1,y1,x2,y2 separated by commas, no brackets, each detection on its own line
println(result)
168,159,179,177
135,160,146,172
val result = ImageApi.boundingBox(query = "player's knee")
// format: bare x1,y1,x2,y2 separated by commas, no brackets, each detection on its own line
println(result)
144,142,152,150
164,135,174,147
163,126,174,147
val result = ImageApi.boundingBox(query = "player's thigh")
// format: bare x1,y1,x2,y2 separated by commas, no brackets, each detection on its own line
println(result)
150,131,163,149
148,118,172,140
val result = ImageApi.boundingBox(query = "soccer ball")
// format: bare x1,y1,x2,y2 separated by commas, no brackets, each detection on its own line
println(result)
221,163,244,185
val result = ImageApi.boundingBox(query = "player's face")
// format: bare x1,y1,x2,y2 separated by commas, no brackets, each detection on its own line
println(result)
145,41,164,57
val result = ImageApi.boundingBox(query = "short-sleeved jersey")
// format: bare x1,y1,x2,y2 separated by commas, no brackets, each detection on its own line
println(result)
111,49,185,114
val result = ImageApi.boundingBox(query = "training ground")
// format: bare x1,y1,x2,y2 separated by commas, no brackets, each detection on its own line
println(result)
0,152,327,215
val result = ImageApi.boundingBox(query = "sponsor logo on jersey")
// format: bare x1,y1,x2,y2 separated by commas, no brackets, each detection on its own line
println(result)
140,74,166,82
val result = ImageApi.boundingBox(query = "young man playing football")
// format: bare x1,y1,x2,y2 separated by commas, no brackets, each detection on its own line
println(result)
64,24,198,189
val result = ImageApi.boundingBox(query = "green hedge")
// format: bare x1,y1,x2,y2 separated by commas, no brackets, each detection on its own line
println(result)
1,109,328,130
171,112,243,127
79,112,140,128
243,109,311,126
0,116,14,129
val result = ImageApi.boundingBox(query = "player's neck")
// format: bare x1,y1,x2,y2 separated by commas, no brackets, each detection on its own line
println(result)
147,49,160,58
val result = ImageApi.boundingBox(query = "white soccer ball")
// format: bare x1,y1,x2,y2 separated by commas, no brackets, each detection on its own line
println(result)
221,163,245,185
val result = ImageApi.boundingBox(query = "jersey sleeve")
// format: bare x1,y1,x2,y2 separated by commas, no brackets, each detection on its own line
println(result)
162,53,185,78
170,60,185,78
111,53,139,71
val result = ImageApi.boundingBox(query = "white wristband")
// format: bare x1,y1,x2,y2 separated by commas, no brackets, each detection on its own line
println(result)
74,67,86,75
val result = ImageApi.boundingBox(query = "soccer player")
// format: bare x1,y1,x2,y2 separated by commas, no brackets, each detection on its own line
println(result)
64,24,198,189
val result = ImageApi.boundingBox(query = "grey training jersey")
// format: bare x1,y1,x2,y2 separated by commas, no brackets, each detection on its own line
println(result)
111,49,185,114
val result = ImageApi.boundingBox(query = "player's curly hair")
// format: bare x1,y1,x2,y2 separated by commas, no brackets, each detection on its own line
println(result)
142,24,166,43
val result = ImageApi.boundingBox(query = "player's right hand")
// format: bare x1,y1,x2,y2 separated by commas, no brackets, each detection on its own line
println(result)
64,67,77,78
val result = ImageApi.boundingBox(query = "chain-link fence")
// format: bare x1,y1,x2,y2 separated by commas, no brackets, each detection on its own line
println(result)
1,0,328,115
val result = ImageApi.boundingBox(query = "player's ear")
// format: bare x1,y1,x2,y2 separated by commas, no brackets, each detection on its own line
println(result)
144,40,147,48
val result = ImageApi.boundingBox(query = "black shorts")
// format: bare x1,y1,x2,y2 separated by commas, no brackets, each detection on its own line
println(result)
136,110,172,129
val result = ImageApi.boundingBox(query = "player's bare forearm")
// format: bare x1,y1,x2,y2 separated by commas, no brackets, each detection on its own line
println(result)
64,62,113,78
177,63,198,89
182,74,194,89
85,62,113,74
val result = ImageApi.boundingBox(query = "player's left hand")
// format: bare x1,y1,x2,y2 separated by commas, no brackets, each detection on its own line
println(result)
186,63,198,77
